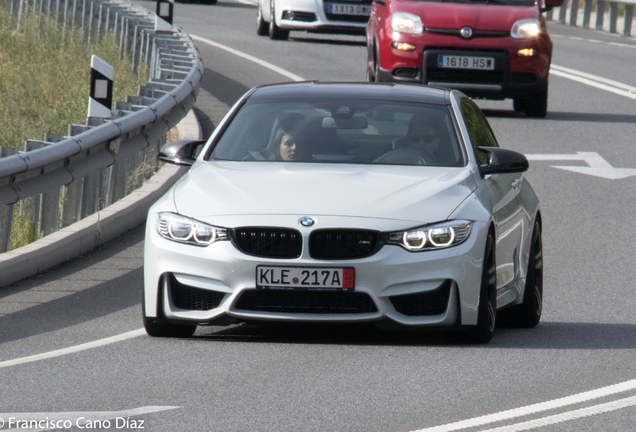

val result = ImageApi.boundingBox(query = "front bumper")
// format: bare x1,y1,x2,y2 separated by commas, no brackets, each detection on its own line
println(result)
275,0,370,34
144,215,489,328
377,32,551,99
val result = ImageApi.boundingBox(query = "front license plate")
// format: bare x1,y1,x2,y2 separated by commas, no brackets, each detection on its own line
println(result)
328,3,372,16
256,266,355,291
438,55,495,70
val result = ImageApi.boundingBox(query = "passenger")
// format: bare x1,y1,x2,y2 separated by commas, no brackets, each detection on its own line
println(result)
269,113,308,161
271,128,305,161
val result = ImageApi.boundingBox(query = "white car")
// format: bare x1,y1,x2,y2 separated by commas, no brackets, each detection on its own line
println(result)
143,82,543,343
256,0,372,40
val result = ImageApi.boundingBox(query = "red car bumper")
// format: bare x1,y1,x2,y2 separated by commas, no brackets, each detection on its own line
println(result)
371,30,552,100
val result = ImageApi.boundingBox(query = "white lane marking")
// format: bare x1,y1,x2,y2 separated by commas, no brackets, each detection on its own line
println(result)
190,34,304,82
235,0,257,4
0,329,146,369
477,395,636,432
551,65,636,100
525,152,636,179
410,378,636,432
0,406,178,431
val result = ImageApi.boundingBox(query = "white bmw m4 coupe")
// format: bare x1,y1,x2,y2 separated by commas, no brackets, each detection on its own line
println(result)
143,82,543,343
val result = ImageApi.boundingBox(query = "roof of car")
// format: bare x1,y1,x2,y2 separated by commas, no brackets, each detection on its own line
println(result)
249,82,451,105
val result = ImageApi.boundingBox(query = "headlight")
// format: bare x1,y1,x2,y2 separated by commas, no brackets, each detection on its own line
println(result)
157,213,228,246
511,19,540,39
391,12,423,34
389,221,471,251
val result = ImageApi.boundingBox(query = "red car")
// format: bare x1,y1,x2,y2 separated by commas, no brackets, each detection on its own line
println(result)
366,0,563,117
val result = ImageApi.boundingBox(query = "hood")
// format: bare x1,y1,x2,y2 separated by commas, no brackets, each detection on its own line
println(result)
172,161,478,226
398,2,539,31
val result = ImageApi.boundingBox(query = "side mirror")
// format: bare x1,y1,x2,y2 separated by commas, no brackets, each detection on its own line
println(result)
478,146,529,176
158,140,206,166
541,0,563,12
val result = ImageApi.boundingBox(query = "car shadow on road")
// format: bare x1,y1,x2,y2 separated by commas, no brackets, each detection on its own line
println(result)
289,36,366,47
183,0,255,9
483,109,636,124
193,321,636,349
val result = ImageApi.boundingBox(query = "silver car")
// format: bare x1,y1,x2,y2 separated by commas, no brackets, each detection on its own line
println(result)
256,0,371,40
143,82,543,343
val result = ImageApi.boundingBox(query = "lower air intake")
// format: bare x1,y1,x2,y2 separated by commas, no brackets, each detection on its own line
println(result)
235,290,378,314
169,274,225,311
389,280,452,316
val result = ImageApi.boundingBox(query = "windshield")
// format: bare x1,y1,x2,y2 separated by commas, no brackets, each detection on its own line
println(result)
208,98,465,167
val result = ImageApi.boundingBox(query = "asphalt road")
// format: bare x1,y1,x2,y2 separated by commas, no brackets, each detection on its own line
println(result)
1,3,636,431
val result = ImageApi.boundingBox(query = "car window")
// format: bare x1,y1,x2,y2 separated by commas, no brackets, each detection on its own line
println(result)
209,98,466,167
460,98,499,166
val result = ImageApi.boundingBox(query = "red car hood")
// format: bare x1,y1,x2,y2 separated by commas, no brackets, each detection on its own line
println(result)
396,1,539,31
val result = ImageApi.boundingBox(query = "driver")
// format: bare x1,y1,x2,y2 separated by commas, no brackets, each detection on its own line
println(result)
373,112,446,165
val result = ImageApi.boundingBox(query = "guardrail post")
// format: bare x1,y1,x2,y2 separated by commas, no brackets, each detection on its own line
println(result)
624,5,633,36
119,15,125,59
60,182,81,228
62,0,68,40
569,0,579,25
39,188,60,237
17,0,24,31
558,0,567,24
582,0,592,28
97,3,103,40
609,2,618,33
0,204,13,253
596,0,605,30
0,147,18,253
87,0,93,43
99,166,113,209
110,156,127,203
71,0,76,34
80,172,100,219
132,23,139,73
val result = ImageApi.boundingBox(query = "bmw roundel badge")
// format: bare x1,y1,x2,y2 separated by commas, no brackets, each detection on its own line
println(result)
299,217,316,227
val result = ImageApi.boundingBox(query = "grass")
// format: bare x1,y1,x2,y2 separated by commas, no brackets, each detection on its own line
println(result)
0,6,149,249
0,7,148,151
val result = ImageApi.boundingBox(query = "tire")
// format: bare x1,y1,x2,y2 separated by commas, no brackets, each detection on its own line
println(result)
256,2,269,36
499,221,543,328
142,280,197,338
268,0,289,40
366,63,374,82
525,81,548,118
467,233,497,344
373,50,381,82
513,98,527,112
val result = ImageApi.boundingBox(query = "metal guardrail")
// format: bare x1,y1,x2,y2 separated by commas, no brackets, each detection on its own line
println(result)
546,0,635,37
0,0,203,252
